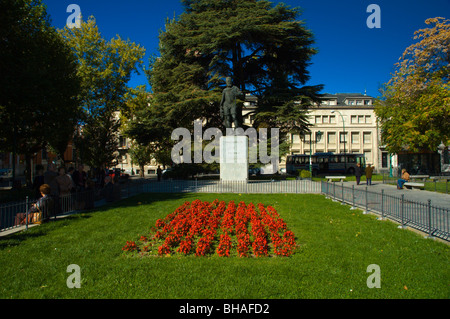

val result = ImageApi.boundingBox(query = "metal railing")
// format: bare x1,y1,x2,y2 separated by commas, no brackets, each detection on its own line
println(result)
322,181,450,241
143,179,321,194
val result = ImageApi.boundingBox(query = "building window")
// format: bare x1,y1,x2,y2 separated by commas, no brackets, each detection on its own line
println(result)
358,115,364,124
315,116,321,124
351,115,357,124
119,136,127,148
348,100,355,105
351,132,359,144
363,132,372,144
444,148,449,164
356,100,363,105
339,132,348,143
292,134,300,144
365,115,372,124
322,116,329,124
327,132,336,145
382,152,388,168
329,115,336,123
364,100,371,105
364,150,372,164
316,132,324,143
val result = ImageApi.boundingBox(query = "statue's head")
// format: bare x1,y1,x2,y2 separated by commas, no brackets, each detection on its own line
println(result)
225,77,232,87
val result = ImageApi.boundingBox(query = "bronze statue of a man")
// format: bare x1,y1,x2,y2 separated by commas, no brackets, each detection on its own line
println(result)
220,77,243,129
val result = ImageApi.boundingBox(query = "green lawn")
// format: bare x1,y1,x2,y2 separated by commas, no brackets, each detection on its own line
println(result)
0,193,448,299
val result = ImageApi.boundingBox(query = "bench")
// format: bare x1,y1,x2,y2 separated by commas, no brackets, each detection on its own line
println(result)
325,176,346,182
409,175,429,182
404,182,425,190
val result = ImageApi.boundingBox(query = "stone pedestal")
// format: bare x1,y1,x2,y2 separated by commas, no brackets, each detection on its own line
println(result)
220,135,248,181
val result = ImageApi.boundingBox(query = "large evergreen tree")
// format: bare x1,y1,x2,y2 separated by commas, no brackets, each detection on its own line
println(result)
128,0,322,150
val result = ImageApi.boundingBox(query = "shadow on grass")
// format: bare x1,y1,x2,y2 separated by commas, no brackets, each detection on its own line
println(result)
0,192,194,249
0,214,93,250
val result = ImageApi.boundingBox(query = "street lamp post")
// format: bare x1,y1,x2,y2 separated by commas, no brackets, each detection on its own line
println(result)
331,110,346,172
308,130,322,177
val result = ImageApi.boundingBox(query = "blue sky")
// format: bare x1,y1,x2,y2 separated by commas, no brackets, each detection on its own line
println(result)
42,0,450,98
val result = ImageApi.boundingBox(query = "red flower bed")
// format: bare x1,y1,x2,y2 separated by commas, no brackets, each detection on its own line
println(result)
123,200,297,257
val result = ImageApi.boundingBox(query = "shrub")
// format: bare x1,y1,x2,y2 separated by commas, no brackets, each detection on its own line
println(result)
298,169,311,179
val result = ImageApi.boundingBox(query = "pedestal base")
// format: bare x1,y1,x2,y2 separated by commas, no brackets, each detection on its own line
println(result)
220,135,248,182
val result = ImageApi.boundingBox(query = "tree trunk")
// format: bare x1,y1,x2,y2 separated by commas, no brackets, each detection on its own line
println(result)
139,164,145,178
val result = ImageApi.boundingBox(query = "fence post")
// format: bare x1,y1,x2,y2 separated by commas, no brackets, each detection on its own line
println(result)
426,199,434,239
331,182,336,201
341,183,345,205
25,196,29,231
399,194,406,229
350,185,356,210
380,189,385,220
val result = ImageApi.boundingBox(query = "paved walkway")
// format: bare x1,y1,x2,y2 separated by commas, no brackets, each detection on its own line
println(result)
351,182,450,209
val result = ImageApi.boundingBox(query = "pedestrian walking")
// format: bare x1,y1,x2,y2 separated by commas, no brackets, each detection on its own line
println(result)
355,163,363,185
365,163,374,186
157,165,162,182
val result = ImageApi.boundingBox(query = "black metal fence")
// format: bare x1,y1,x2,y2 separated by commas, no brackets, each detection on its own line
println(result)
322,181,450,241
142,179,321,194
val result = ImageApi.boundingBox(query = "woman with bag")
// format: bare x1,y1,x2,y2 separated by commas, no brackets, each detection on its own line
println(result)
14,184,53,225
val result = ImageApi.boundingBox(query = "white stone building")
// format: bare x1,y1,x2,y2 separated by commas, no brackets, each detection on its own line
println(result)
287,93,383,171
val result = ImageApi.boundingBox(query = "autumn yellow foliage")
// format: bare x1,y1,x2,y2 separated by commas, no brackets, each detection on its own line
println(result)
376,17,450,153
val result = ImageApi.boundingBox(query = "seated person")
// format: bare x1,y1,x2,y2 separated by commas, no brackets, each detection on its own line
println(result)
15,184,53,225
397,169,410,189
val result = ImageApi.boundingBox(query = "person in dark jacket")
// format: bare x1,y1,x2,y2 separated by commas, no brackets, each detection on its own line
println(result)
355,163,363,185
